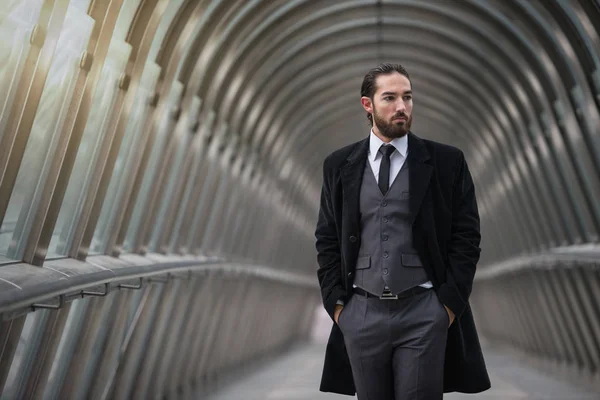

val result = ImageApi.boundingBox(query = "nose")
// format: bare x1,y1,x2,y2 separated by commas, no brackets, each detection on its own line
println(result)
395,100,406,114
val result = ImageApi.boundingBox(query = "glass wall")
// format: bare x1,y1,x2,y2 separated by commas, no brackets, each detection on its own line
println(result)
90,62,161,254
0,0,44,142
0,2,94,262
47,39,132,257
123,82,185,252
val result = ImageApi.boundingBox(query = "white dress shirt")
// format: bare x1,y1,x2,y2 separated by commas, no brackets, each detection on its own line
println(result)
367,130,409,185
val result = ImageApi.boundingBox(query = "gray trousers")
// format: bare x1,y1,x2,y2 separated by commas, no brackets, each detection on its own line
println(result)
337,288,448,400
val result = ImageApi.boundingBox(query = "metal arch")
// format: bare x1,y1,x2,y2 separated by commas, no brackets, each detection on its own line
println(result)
207,0,376,116
471,0,600,236
228,17,529,149
176,0,263,99
159,0,556,230
557,0,600,69
199,1,588,231
213,13,588,256
154,0,199,70
39,0,596,260
212,1,520,144
208,1,459,128
193,0,286,99
241,36,501,161
257,46,502,168
234,14,580,262
75,0,596,262
491,0,600,233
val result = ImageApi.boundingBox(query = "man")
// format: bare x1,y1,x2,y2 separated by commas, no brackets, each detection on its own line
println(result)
315,63,491,399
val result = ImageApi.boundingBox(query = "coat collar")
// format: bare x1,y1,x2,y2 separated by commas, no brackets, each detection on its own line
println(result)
340,132,432,229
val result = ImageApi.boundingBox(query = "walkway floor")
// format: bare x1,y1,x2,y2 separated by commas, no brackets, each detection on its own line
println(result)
205,342,599,400
206,309,599,400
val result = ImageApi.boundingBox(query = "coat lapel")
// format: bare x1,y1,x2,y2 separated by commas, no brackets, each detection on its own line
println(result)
341,138,369,234
407,132,433,224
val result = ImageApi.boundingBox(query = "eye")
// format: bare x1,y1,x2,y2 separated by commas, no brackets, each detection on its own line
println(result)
383,96,394,101
403,95,412,101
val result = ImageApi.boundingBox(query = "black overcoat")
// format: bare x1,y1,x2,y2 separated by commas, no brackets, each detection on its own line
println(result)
315,132,491,395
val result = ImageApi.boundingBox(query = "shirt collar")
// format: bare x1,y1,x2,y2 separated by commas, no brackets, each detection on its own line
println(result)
368,130,408,162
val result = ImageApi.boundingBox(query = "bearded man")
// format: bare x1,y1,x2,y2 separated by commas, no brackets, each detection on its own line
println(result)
315,63,491,399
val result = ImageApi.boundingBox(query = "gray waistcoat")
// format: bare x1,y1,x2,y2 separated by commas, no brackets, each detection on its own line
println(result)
353,159,429,296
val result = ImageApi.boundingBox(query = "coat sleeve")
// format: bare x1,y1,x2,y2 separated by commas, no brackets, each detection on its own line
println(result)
437,151,481,319
315,160,346,321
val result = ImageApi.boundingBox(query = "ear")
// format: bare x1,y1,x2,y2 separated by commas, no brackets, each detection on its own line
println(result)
361,96,374,114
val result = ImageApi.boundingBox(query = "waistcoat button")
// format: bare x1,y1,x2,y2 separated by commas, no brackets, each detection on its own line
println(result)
349,235,357,243
382,235,389,241
383,268,389,275
383,252,389,258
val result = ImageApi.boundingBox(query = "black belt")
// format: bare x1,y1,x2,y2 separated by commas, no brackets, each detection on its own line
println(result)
353,285,430,300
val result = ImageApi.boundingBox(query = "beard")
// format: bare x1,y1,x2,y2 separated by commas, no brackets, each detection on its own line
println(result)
373,108,412,139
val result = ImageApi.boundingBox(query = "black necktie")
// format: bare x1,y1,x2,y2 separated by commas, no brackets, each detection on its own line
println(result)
378,144,396,195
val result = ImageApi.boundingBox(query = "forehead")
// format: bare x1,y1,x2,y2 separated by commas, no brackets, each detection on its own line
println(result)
374,72,411,95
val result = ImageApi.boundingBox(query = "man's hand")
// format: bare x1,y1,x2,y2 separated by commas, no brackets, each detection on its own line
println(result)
444,305,455,327
334,304,344,324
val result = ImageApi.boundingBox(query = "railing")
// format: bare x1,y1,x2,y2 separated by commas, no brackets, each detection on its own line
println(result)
0,254,320,400
471,245,600,390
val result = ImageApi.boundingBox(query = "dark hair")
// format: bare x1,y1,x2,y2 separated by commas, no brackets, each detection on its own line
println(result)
361,63,411,124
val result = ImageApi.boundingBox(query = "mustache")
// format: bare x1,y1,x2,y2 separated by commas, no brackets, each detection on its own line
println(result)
392,113,408,119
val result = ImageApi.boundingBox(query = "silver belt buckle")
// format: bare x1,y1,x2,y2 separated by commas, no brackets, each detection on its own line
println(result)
379,290,398,300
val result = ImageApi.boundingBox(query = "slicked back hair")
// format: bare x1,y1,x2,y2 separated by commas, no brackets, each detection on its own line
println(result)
361,63,411,125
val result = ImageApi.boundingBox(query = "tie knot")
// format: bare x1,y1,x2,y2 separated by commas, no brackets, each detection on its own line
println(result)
379,144,396,158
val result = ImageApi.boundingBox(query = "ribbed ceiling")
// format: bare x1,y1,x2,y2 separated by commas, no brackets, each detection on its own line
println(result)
146,0,600,265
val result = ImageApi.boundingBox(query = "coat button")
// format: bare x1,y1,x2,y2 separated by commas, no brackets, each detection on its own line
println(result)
348,272,353,278
381,201,387,207
382,235,389,241
383,252,389,258
383,268,389,275
382,217,388,223
349,235,357,243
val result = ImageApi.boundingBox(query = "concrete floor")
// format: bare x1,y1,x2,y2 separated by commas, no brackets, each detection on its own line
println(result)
205,308,600,400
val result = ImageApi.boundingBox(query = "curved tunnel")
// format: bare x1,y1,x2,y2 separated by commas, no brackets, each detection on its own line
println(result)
0,0,598,398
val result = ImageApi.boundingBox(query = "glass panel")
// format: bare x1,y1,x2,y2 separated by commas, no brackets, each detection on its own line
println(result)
168,105,210,253
42,298,89,400
145,0,185,62
1,310,50,399
0,0,44,142
0,4,94,262
69,0,93,13
90,62,161,254
47,39,132,257
123,82,185,252
112,0,144,42
90,287,149,396
149,128,194,252
70,292,118,399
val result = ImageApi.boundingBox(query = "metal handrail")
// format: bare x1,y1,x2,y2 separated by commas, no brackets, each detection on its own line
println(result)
0,253,317,317
476,245,600,280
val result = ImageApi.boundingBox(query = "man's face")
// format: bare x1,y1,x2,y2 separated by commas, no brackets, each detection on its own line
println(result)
361,72,413,140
